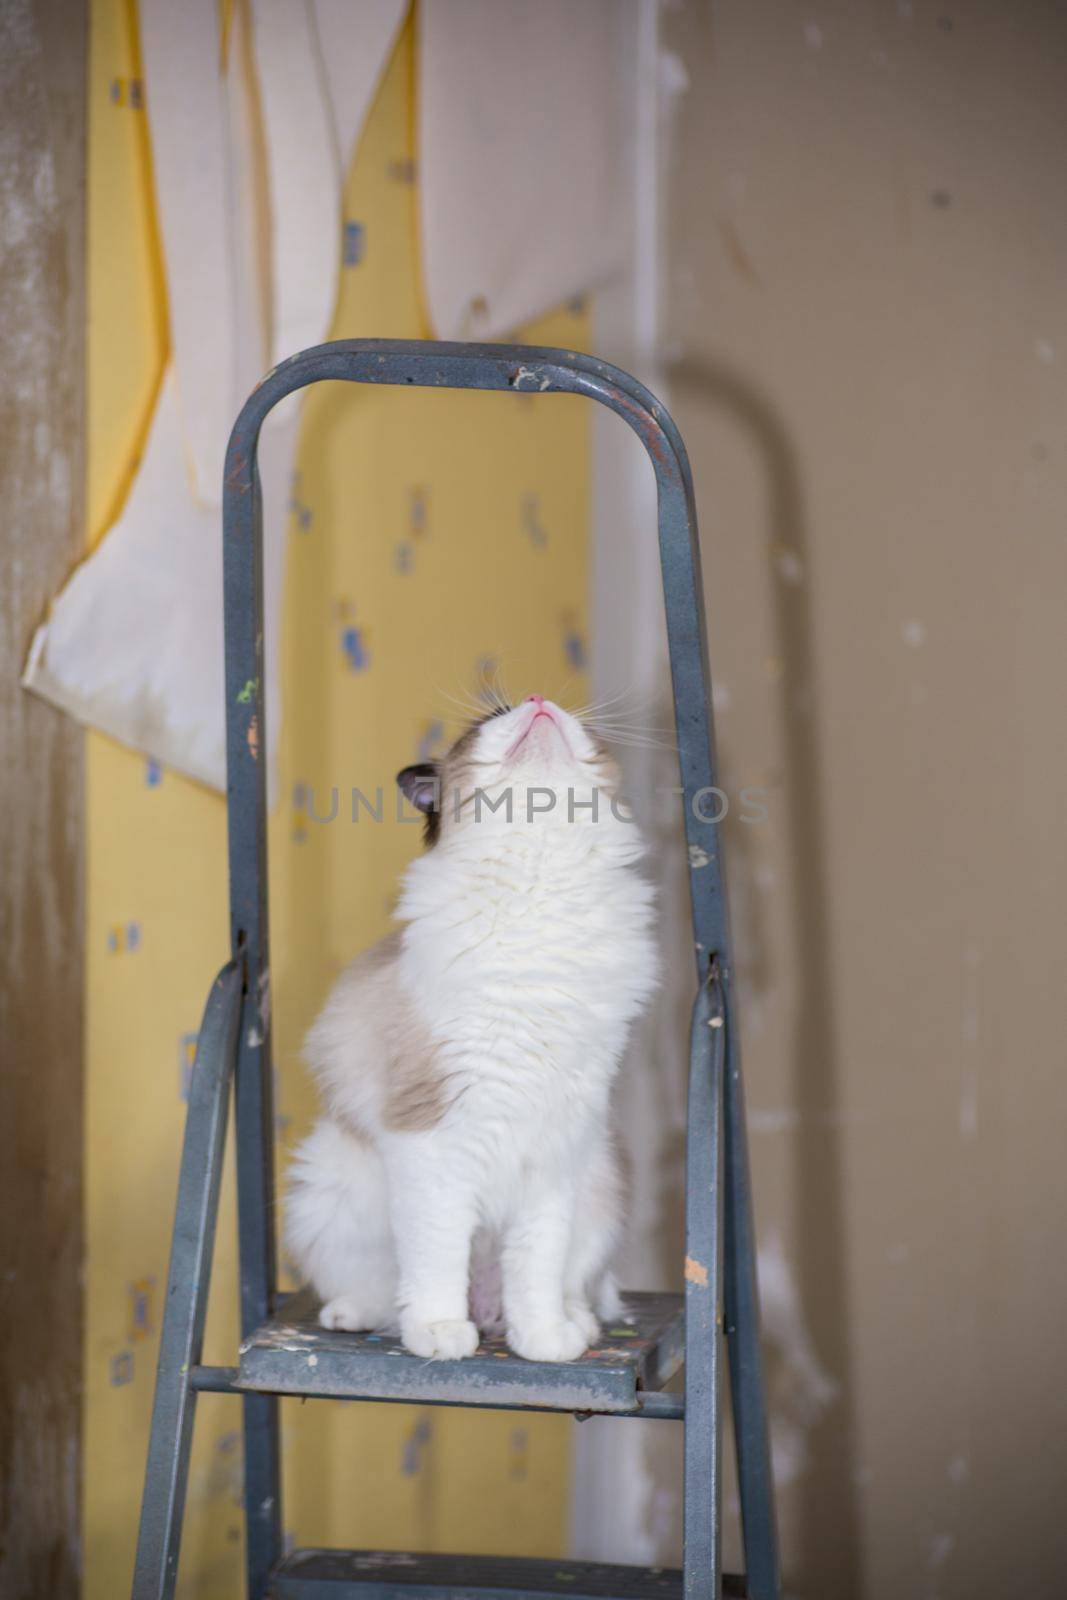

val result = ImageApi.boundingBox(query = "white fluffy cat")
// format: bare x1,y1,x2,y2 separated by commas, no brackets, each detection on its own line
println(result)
285,695,658,1362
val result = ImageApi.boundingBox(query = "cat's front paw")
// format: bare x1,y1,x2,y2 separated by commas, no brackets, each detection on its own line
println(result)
508,1316,591,1363
320,1295,371,1331
564,1301,600,1347
401,1314,479,1360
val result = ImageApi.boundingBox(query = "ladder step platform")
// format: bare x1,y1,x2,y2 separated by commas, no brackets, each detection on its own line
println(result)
269,1550,748,1600
238,1290,685,1415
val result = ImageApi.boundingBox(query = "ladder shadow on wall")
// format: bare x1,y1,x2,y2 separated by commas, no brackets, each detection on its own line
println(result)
666,356,862,1597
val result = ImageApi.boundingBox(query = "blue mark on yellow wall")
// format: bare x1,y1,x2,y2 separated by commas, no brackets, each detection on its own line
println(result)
289,472,314,533
561,610,587,672
110,1349,135,1387
401,1415,433,1476
108,922,142,954
145,758,163,787
334,598,371,671
521,491,547,547
416,719,446,763
394,484,429,573
110,78,143,109
341,625,370,672
292,781,309,844
128,1277,156,1342
410,485,428,537
510,1427,530,1481
343,220,365,266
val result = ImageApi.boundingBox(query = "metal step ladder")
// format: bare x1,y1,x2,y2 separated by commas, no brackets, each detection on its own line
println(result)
131,340,781,1600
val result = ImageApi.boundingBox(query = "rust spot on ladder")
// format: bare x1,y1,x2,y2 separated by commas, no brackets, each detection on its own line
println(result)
226,455,250,498
684,1255,709,1288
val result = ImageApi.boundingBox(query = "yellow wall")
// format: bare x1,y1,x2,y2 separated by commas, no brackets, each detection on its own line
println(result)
84,7,590,1594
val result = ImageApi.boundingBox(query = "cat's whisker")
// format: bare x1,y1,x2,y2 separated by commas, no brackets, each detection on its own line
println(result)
583,718,676,735
588,730,680,753
568,684,633,711
432,670,489,713
491,661,514,710
435,687,492,725
473,657,513,716
555,672,581,709
569,684,651,719
590,726,676,741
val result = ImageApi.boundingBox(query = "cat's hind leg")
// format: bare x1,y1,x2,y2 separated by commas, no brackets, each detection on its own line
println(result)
563,1131,628,1343
285,1118,397,1331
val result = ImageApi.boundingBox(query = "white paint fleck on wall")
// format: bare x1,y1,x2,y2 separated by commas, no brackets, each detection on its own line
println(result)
758,1231,839,1487
928,1531,956,1569
658,50,689,99
959,1072,979,1141
775,546,805,585
749,1107,801,1135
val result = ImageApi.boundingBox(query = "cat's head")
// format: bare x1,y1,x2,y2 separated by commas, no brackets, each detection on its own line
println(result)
396,697,625,848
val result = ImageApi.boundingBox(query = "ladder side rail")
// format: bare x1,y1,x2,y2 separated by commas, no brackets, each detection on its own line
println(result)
683,961,727,1600
131,963,242,1600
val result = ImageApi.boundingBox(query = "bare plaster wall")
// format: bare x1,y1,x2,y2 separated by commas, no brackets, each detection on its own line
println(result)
661,2,1067,1596
0,3,86,1596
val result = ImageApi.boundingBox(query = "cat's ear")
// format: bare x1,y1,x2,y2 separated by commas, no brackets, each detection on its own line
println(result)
396,762,440,815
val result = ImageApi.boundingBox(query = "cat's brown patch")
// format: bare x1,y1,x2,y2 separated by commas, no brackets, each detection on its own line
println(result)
368,933,455,1132
383,1050,453,1132
315,933,456,1135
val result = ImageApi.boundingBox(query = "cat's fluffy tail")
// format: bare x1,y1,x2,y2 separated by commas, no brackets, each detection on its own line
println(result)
285,1118,398,1329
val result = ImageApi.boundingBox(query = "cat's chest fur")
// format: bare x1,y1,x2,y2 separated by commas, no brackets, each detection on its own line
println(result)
398,828,658,1095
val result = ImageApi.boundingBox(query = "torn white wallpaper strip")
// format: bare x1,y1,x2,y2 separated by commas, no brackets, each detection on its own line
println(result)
138,0,238,506
23,367,295,794
26,371,230,790
250,0,407,368
24,2,403,793
24,0,284,791
418,0,627,339
226,0,274,414
314,0,408,178
250,0,341,365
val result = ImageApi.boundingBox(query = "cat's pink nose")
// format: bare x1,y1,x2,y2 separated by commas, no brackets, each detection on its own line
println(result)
525,694,545,707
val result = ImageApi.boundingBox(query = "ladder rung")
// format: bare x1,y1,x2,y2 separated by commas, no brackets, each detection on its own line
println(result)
189,1365,239,1392
270,1550,748,1599
187,1365,683,1419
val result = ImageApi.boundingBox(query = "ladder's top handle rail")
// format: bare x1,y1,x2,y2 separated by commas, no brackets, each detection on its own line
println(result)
224,337,696,499
222,338,730,985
